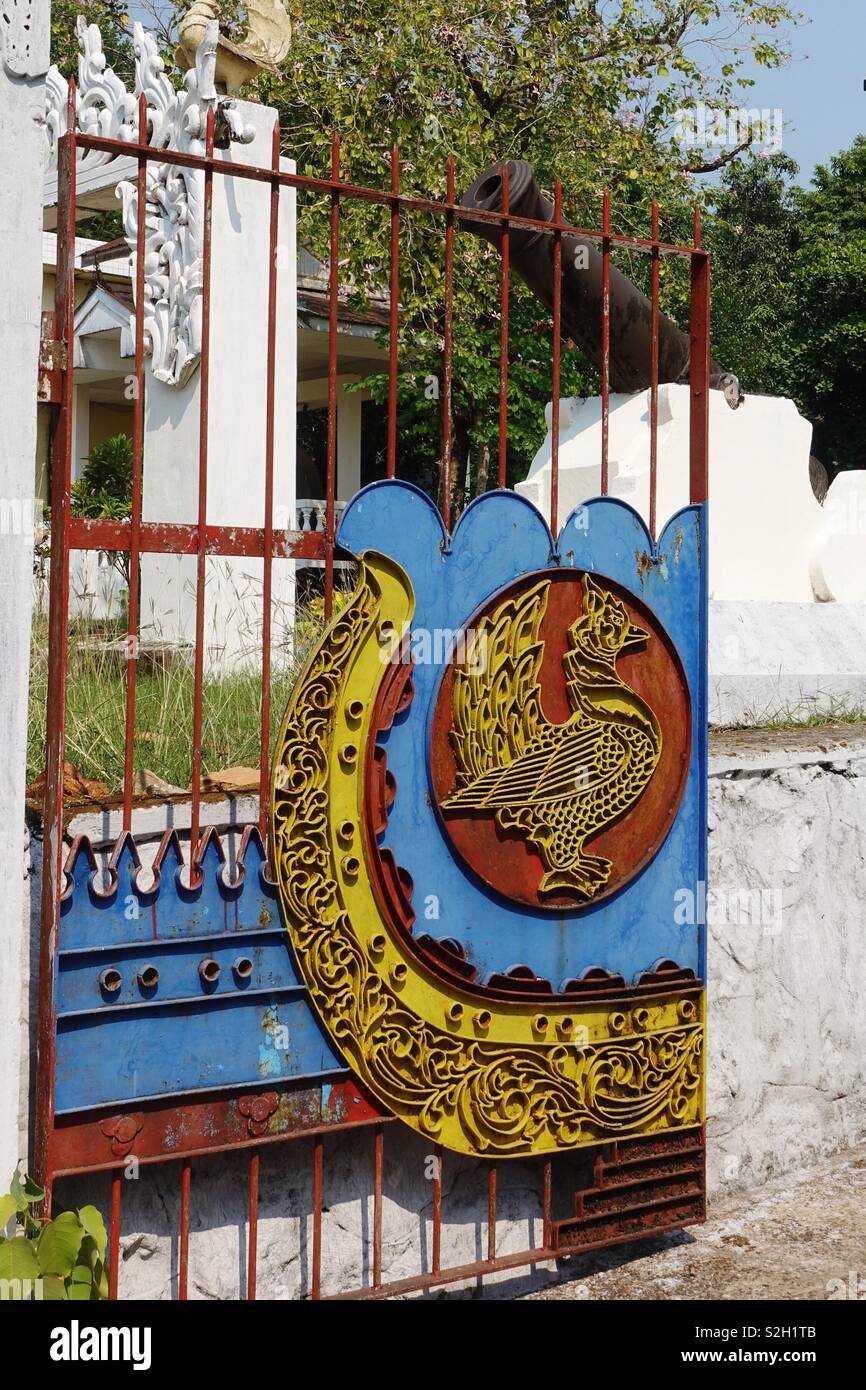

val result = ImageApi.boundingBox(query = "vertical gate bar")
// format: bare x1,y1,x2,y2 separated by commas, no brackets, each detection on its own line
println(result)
542,1159,552,1250
179,1158,191,1300
121,93,148,829
497,161,510,488
600,188,611,496
189,109,215,868
386,145,400,479
689,208,710,506
550,177,563,537
259,120,281,842
35,81,78,1198
373,1123,384,1289
247,1148,260,1300
441,155,455,530
108,1171,122,1299
487,1164,497,1262
324,133,341,620
649,199,660,541
312,1133,324,1299
432,1144,442,1275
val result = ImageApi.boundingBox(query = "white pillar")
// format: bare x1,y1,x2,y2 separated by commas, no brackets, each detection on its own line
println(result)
140,106,297,670
337,383,362,500
0,4,50,1181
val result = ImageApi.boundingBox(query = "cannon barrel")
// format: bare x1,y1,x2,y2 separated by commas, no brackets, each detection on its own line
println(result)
458,160,741,406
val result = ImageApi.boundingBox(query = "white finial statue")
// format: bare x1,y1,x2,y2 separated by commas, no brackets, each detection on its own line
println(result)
176,1,292,95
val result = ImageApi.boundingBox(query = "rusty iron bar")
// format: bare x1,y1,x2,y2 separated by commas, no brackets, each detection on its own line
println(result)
542,1159,552,1250
71,129,701,257
247,1148,260,1300
498,162,510,488
328,1243,559,1301
432,1144,442,1275
441,156,455,530
35,79,78,1200
600,188,611,496
487,1164,497,1262
650,199,660,541
179,1158,191,1299
387,146,400,478
259,120,281,842
373,1123,384,1289
108,1171,121,1299
121,92,148,830
689,208,710,505
188,107,216,876
312,1133,324,1299
324,133,340,620
66,516,330,559
550,177,563,537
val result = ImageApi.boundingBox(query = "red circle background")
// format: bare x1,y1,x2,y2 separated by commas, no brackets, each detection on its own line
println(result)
429,569,691,911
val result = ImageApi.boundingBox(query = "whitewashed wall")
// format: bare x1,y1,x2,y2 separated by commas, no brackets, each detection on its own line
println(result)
17,729,866,1297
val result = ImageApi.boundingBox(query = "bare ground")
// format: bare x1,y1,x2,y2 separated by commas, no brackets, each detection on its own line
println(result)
520,1144,866,1301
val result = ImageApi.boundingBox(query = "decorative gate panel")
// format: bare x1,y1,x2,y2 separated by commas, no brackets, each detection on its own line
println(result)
36,21,710,1299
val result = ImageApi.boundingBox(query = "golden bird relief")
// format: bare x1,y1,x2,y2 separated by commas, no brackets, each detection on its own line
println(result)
442,574,662,900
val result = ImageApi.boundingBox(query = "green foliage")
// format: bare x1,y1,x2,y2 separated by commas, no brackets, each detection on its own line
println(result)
0,1166,109,1302
708,139,866,472
71,433,134,522
71,433,134,589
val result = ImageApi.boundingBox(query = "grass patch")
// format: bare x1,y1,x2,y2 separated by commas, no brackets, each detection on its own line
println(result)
27,595,341,794
715,693,866,732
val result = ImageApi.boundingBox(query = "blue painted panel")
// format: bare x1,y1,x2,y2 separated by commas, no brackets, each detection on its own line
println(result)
54,992,345,1114
55,834,346,1115
338,481,707,988
56,928,304,1015
60,834,279,951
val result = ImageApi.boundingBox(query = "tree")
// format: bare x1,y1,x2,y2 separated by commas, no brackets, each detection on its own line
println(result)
707,140,866,474
51,2,799,498
705,152,800,398
785,138,866,471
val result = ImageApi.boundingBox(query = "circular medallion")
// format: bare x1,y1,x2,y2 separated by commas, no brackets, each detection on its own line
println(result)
429,569,691,911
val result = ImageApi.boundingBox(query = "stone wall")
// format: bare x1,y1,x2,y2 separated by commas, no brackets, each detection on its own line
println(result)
24,727,866,1297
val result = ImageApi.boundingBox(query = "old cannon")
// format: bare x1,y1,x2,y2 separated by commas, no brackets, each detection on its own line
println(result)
459,159,742,408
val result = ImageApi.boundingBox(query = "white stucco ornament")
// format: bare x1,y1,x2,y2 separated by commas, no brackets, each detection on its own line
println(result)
1,0,49,78
45,17,255,388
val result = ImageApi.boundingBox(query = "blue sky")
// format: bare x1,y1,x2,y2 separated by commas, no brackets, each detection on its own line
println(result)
732,0,864,180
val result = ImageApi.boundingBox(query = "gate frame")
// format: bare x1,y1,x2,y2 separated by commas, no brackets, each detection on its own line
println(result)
35,82,710,1300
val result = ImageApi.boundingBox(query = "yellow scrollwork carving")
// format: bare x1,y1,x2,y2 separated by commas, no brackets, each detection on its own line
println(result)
271,553,703,1157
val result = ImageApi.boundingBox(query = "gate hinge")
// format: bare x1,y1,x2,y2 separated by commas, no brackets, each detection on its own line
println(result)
37,311,68,403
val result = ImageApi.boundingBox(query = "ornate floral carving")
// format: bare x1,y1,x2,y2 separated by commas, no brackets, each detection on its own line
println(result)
2,1,50,79
238,1091,280,1136
100,1112,144,1158
45,18,255,387
271,559,704,1157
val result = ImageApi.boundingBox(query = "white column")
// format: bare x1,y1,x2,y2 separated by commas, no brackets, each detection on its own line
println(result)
0,4,50,1182
337,383,362,501
140,106,297,670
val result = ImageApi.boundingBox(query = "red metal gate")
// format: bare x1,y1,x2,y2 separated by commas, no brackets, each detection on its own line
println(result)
36,81,709,1299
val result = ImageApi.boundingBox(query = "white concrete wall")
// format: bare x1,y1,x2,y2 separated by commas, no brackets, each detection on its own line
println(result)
29,729,866,1296
710,600,866,725
518,386,820,603
0,7,50,1184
